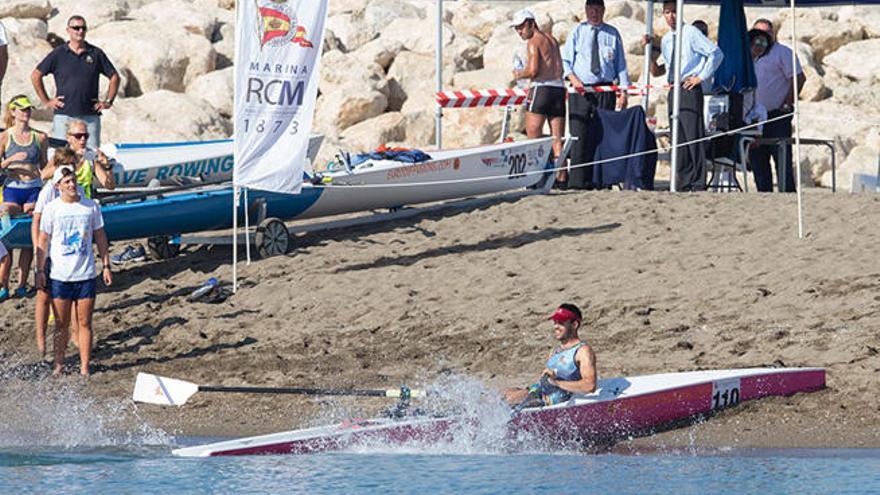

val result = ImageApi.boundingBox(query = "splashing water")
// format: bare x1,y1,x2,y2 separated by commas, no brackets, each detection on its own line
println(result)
0,360,173,450
330,373,585,456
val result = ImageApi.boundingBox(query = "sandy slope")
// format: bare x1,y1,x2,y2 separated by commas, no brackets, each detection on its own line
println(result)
1,189,878,448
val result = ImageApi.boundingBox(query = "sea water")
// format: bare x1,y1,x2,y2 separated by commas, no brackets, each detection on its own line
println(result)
1,447,878,494
1,374,878,494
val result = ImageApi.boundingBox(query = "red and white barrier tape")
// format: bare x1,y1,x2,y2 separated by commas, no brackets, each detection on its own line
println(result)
435,84,674,108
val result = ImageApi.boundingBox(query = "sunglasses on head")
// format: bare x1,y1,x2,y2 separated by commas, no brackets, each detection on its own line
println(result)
69,25,87,31
69,132,90,140
753,39,768,47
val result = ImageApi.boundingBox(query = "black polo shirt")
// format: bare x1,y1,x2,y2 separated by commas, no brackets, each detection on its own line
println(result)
36,42,117,117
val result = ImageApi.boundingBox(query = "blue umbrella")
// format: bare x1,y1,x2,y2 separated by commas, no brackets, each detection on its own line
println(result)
712,0,756,93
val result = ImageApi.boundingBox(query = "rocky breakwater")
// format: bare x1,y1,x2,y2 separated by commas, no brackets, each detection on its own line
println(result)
1,0,878,187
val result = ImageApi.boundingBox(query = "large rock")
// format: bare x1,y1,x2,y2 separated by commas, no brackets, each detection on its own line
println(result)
101,90,231,143
824,39,880,84
351,38,406,71
340,111,407,151
363,0,425,35
614,17,650,56
820,144,878,191
443,106,505,148
452,68,515,91
605,0,645,23
186,67,233,117
314,86,388,135
328,0,370,17
89,20,216,94
447,30,484,71
0,0,51,19
380,18,454,55
1,18,48,47
837,6,880,38
483,24,527,73
529,0,581,27
46,0,130,36
129,0,220,40
449,0,514,42
800,65,831,102
797,101,879,180
320,50,387,94
774,16,865,62
387,51,454,106
325,12,376,52
402,109,435,147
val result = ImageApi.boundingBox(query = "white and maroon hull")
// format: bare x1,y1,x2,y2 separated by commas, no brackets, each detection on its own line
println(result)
171,367,825,457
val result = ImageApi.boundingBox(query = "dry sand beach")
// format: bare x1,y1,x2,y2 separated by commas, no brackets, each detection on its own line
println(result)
1,189,878,449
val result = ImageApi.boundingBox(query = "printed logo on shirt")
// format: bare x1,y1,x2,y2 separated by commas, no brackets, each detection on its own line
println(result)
85,54,94,64
61,230,86,256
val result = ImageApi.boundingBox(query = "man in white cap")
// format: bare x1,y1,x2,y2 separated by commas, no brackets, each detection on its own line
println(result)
510,9,566,183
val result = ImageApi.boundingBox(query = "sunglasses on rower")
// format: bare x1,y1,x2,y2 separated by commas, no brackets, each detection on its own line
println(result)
69,132,89,140
68,25,87,32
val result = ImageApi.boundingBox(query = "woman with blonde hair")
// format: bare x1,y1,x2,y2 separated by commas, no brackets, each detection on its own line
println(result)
0,95,48,300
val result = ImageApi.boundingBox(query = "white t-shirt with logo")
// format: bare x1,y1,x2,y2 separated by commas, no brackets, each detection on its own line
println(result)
40,196,105,282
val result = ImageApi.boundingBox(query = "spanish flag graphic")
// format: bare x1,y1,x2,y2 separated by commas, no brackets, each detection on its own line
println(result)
259,6,313,48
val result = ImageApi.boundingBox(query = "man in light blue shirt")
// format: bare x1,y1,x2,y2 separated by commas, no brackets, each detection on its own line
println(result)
645,0,723,191
560,0,630,190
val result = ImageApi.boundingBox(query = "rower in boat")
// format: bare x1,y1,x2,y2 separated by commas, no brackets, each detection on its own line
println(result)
504,303,597,409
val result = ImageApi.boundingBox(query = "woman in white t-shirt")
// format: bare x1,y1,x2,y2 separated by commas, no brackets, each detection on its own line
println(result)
35,167,112,376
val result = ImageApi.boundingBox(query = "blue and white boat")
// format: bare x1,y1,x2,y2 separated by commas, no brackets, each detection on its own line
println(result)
102,135,325,188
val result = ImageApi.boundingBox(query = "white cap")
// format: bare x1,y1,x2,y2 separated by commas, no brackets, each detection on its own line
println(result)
509,9,535,28
52,166,75,185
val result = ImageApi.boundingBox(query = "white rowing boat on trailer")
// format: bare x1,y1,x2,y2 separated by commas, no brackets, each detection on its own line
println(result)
163,367,825,457
100,135,325,188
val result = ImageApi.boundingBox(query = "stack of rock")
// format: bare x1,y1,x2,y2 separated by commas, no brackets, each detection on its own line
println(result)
1,0,878,189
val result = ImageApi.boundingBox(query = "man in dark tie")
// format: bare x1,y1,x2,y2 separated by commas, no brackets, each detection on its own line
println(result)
561,0,630,190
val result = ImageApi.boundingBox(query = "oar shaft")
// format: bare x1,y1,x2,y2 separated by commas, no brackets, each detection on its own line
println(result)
198,386,389,397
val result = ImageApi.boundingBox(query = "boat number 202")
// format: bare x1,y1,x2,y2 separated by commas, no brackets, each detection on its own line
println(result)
507,153,527,179
711,379,741,411
242,119,299,135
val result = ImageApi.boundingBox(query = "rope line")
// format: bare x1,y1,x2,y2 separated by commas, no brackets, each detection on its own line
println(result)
317,112,798,189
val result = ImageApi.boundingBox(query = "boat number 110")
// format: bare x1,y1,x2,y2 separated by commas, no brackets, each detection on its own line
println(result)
242,119,299,135
711,379,741,411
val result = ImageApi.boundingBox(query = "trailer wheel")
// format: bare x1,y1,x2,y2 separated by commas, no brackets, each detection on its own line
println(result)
147,236,180,260
255,217,290,258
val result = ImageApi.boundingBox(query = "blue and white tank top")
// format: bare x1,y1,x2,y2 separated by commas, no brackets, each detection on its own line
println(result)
546,342,585,381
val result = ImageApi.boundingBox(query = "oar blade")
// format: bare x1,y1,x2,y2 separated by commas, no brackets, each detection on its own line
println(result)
133,372,199,406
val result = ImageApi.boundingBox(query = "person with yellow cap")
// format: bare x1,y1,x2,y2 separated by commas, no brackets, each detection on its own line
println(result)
0,94,48,301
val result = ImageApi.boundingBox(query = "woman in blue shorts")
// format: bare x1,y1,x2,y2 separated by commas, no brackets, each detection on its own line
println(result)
0,95,49,300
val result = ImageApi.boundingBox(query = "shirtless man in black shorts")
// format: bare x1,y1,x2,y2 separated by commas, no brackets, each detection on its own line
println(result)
511,9,565,181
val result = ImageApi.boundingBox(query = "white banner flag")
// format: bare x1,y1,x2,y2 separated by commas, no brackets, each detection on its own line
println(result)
233,0,328,194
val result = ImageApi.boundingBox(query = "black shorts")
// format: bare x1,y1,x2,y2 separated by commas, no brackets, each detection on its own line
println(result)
527,86,566,118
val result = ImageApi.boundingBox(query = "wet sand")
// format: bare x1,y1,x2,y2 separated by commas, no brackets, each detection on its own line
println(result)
1,188,878,448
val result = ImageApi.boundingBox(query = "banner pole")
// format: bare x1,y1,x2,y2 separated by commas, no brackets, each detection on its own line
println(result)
669,0,685,192
642,0,654,111
435,0,443,149
232,186,239,293
244,187,251,264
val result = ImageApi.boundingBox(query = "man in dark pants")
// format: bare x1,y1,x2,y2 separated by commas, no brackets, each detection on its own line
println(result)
749,19,806,193
645,1,723,192
561,0,629,189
